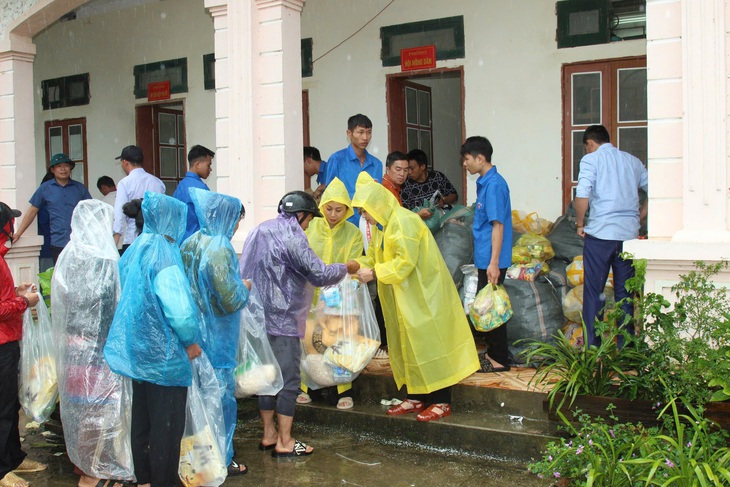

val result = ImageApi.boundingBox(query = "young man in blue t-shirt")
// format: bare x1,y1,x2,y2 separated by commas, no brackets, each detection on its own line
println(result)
461,136,513,373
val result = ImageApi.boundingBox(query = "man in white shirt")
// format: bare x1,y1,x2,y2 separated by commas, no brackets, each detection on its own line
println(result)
113,146,165,252
98,175,123,250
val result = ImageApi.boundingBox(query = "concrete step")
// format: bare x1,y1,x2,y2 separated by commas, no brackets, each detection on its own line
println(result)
293,373,561,465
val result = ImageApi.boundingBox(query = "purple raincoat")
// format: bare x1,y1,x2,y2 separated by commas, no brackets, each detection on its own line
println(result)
239,212,347,337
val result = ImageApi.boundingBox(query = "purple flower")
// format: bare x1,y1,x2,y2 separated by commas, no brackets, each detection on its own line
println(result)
548,455,553,461
665,459,675,468
589,439,593,446
609,429,615,438
537,474,543,479
687,442,692,448
554,472,561,479
576,446,584,455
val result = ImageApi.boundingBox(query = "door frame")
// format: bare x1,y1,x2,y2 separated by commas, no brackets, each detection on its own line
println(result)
135,100,187,193
385,66,466,203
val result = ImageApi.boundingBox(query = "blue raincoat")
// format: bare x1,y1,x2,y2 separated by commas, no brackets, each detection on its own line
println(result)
239,211,347,338
180,188,249,369
104,191,200,387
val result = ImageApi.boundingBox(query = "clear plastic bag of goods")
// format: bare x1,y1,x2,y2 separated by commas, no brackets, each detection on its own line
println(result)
516,233,555,261
512,210,554,236
179,353,227,487
512,245,532,264
461,264,479,314
562,284,615,323
301,277,380,389
566,255,584,287
19,296,58,423
234,284,283,398
562,321,584,349
506,262,543,282
469,284,513,332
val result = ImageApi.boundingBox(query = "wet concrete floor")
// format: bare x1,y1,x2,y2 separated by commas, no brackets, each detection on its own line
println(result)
19,416,548,486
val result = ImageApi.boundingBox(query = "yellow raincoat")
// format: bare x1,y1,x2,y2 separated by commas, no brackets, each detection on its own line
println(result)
353,173,479,394
306,178,364,268
304,178,364,395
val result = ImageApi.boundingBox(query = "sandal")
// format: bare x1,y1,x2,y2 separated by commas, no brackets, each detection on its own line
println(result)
271,439,314,458
13,459,46,473
416,403,452,422
0,473,28,487
258,442,276,451
336,397,354,410
296,392,312,404
386,399,425,416
227,460,248,476
477,355,510,373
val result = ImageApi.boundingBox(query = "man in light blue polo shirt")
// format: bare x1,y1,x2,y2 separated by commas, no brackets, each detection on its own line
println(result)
173,145,213,241
324,114,383,226
574,125,648,348
461,136,513,373
13,153,91,263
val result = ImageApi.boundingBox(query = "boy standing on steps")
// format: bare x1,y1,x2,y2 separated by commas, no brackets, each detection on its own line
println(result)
324,114,383,226
461,136,513,373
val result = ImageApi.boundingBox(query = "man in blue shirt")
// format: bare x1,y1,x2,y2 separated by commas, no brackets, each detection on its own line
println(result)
324,114,383,226
13,153,91,263
173,145,213,241
575,125,648,349
461,136,513,373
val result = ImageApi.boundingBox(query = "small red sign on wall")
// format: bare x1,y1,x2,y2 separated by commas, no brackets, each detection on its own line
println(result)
400,45,436,72
147,81,171,102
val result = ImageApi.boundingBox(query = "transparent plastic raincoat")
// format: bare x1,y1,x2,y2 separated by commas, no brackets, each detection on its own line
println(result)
104,192,200,387
239,211,347,338
180,188,249,466
180,188,249,369
352,173,479,394
52,199,134,481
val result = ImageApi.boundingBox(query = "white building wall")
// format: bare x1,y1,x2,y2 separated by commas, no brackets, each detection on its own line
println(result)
32,0,216,199
301,0,646,221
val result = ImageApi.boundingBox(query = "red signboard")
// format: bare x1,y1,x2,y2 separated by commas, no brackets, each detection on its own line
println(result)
400,45,436,72
147,81,171,102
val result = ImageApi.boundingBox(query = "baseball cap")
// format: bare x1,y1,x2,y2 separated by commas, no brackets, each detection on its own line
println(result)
49,153,75,169
115,145,144,164
0,202,21,235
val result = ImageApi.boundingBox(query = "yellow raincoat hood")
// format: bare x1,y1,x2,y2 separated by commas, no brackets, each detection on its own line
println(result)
306,178,364,266
353,173,479,394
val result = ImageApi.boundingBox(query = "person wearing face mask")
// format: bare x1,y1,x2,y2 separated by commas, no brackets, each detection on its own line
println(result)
297,178,364,410
0,202,45,487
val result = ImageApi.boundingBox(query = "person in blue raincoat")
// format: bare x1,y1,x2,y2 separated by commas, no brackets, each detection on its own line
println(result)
239,191,356,459
180,187,250,477
104,191,202,487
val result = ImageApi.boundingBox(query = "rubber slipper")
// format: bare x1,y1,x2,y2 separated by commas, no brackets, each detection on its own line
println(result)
271,439,313,458
477,355,510,373
417,403,452,422
13,459,46,473
336,397,354,410
258,442,276,451
296,393,312,404
386,399,424,416
227,460,248,476
0,472,29,487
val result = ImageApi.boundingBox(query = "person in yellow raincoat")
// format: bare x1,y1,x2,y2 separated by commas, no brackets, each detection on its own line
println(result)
298,178,364,410
347,172,479,422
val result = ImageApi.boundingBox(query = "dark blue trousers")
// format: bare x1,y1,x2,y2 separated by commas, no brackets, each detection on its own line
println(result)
582,235,635,348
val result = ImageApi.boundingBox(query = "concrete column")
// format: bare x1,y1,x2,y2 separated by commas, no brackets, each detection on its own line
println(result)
626,0,730,295
0,35,42,283
206,0,305,251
